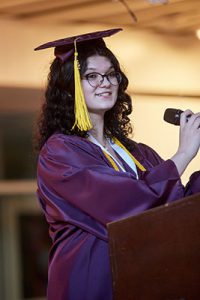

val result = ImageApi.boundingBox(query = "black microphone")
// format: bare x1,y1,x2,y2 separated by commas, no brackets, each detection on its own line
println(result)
163,108,183,126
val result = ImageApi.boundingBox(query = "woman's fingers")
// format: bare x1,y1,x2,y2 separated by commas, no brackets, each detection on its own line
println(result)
180,110,200,129
178,109,200,160
180,109,193,127
190,113,200,129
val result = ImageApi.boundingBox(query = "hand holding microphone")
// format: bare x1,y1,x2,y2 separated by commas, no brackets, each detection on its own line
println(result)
164,108,200,128
163,108,200,176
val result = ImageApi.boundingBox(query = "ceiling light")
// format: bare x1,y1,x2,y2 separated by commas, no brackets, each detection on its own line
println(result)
148,0,168,3
196,29,200,40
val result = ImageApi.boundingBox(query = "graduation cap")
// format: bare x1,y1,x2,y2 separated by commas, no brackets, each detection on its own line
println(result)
35,28,122,131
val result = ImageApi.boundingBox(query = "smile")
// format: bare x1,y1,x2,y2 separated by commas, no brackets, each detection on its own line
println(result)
95,92,112,96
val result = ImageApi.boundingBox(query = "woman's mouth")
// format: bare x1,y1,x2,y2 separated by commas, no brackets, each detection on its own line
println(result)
95,91,112,97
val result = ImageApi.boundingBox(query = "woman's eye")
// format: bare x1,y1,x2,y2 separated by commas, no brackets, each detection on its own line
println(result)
87,73,98,80
108,71,116,78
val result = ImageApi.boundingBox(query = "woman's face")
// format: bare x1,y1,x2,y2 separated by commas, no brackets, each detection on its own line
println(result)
81,55,119,116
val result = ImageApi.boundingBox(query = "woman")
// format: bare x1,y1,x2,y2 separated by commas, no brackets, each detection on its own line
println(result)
35,28,200,300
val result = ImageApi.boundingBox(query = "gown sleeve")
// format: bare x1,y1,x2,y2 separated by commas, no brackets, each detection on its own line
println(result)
37,133,184,240
184,171,200,195
137,142,200,196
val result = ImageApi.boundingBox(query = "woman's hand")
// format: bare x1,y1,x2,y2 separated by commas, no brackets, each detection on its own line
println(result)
171,109,200,176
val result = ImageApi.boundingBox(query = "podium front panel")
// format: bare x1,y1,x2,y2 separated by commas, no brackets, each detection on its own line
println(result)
108,193,200,300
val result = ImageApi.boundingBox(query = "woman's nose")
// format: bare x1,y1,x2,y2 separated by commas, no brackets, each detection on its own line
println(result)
99,75,111,87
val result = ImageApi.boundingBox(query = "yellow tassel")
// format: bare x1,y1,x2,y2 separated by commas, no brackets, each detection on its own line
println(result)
72,39,92,131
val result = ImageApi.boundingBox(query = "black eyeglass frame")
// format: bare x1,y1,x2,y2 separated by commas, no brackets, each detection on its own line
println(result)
82,71,122,87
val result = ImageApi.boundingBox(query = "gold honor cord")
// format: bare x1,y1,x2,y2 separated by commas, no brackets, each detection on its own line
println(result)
103,151,120,171
87,137,146,172
113,138,146,172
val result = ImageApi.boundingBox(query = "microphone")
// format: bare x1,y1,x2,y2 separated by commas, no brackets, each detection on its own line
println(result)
163,108,183,126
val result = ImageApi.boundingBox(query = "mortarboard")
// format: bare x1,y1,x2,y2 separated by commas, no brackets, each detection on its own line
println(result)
35,28,122,62
35,28,123,131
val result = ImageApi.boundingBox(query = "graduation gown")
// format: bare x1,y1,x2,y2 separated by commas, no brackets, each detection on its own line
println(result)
37,133,200,300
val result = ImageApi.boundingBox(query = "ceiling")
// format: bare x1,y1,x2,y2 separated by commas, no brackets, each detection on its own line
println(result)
0,0,200,36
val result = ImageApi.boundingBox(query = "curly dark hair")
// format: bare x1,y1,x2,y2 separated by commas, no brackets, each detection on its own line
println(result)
36,39,134,151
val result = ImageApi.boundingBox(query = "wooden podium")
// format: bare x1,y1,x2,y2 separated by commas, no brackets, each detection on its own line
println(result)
107,193,200,300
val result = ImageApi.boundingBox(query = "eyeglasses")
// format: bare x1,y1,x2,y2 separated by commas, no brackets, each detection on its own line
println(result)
82,71,122,87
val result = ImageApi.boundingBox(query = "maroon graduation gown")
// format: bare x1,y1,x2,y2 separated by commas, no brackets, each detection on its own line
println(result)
37,133,200,300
